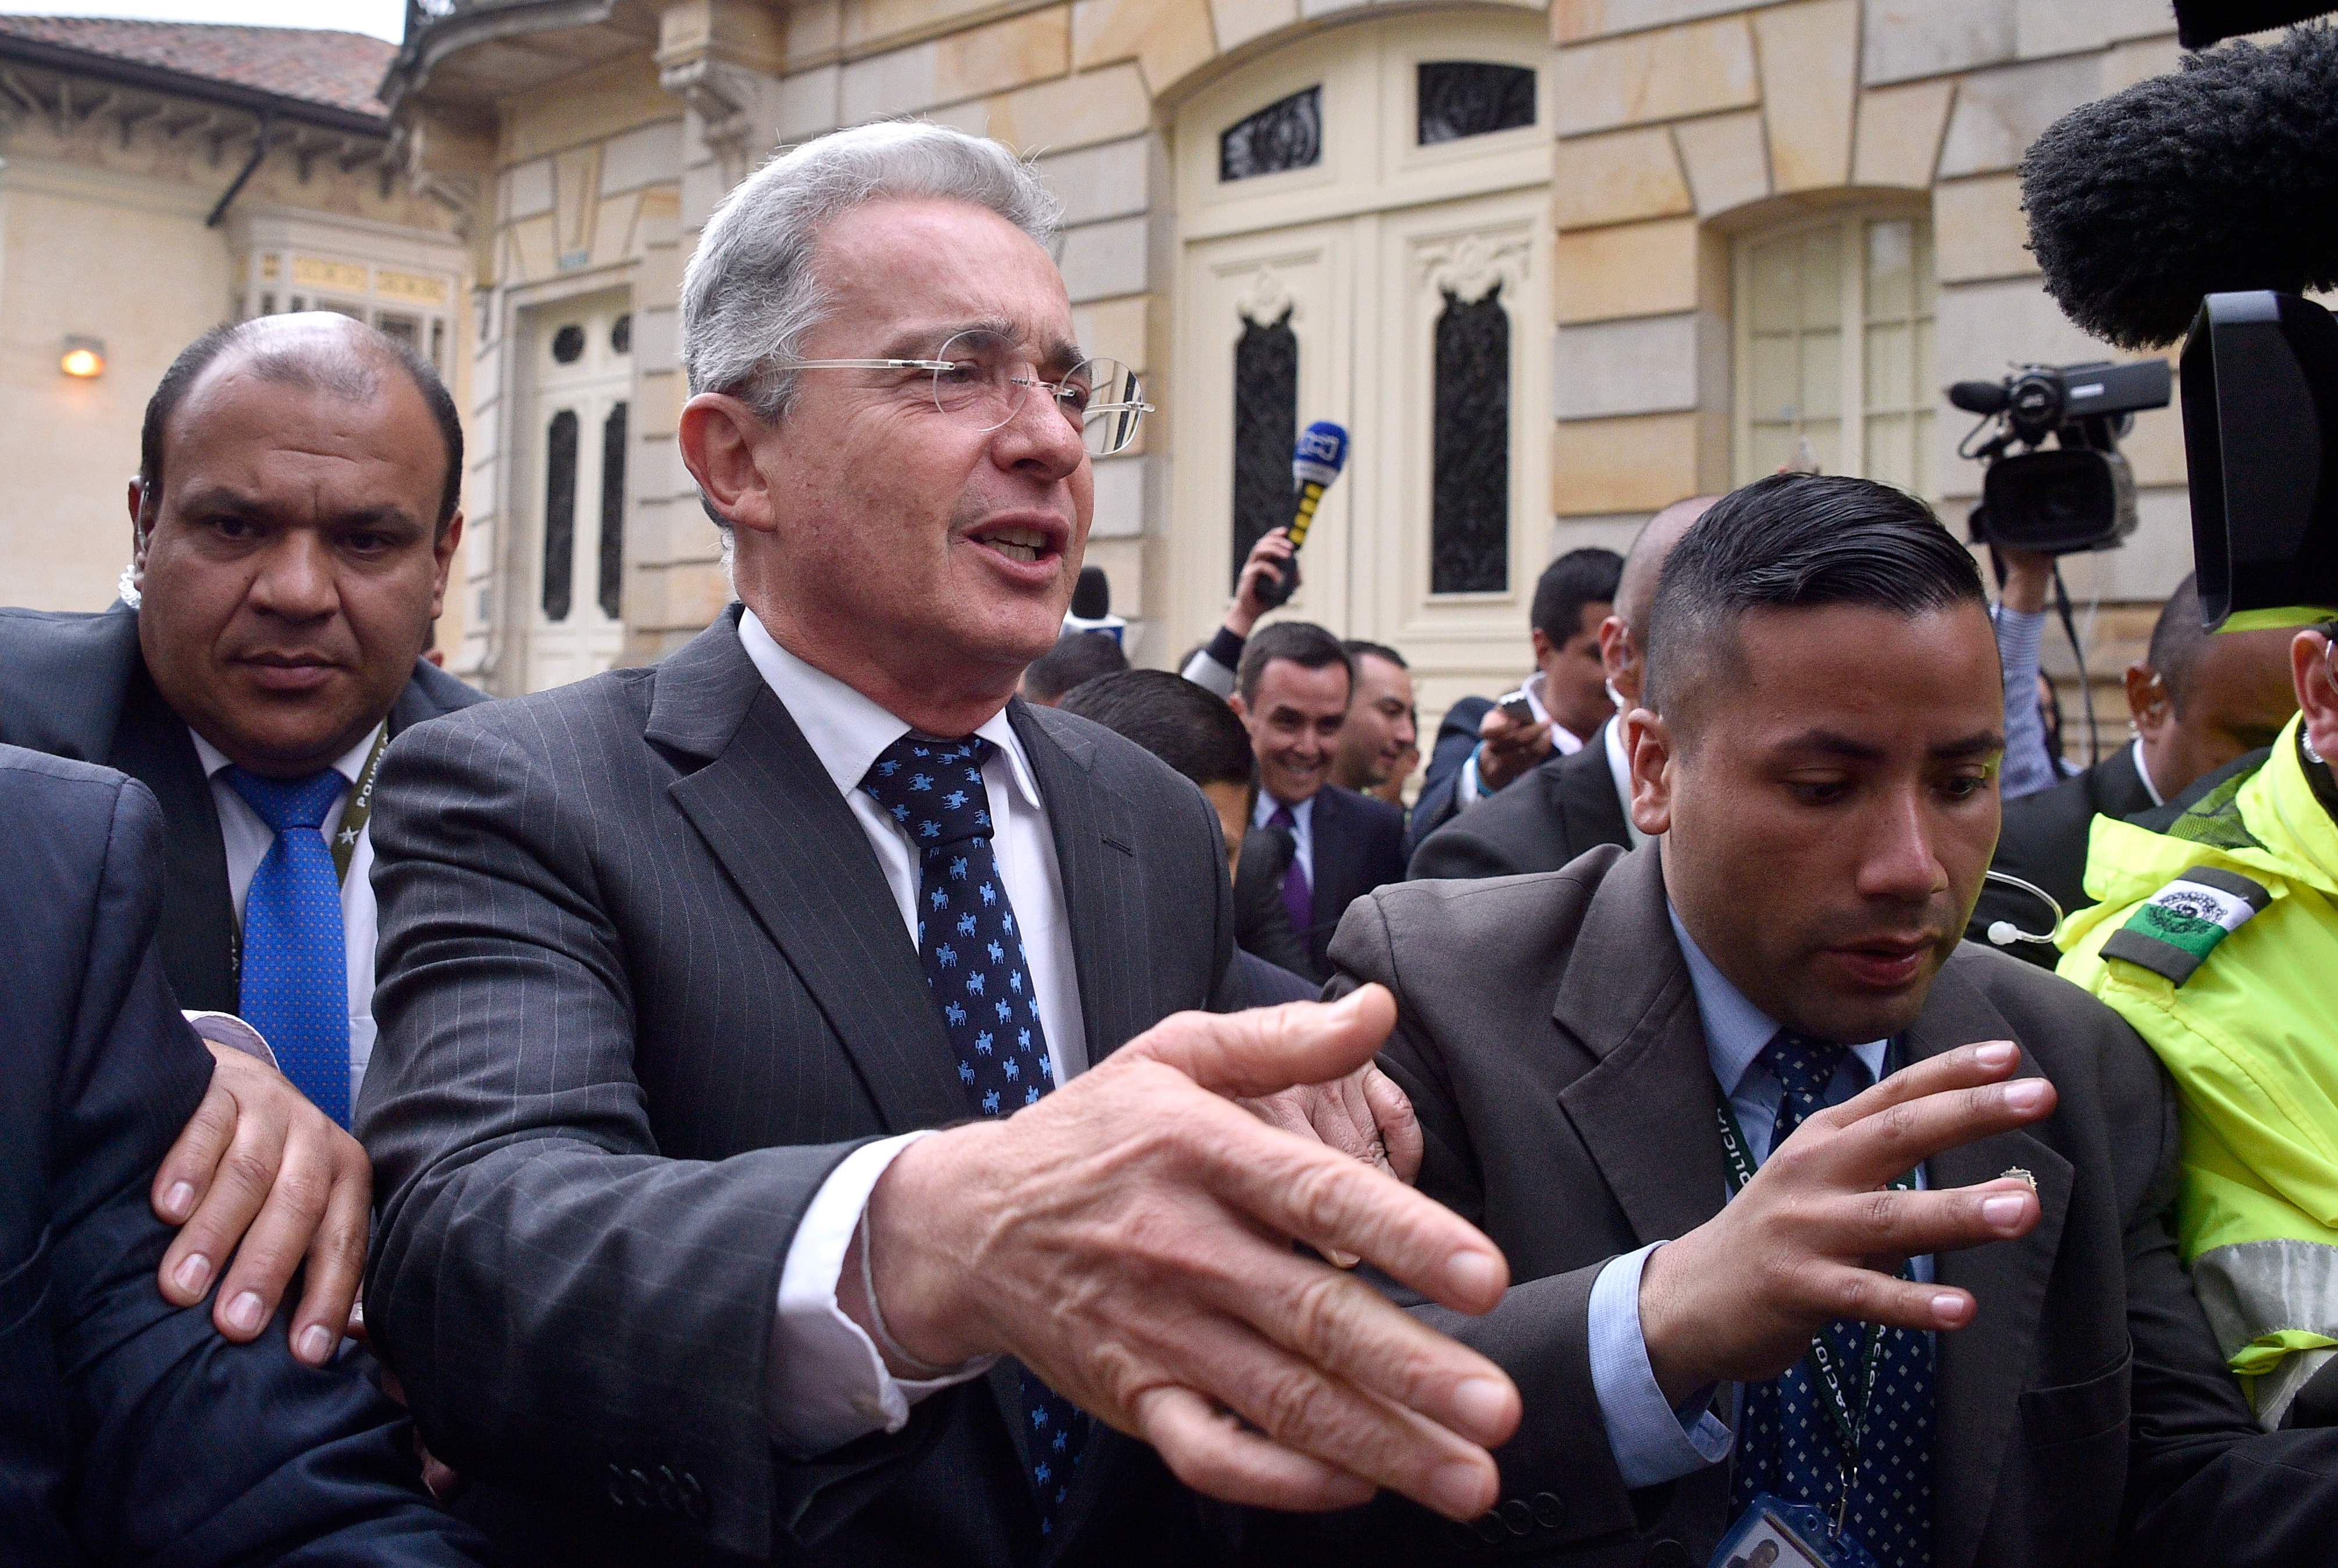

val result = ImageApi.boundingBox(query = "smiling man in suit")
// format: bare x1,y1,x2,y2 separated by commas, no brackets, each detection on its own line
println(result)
1271,474,2338,1567
1231,622,1408,981
0,313,481,1371
355,122,1517,1568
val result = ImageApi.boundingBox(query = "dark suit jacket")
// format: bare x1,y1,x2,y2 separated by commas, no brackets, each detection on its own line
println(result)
1407,720,1631,882
0,745,481,1566
1965,745,2157,967
358,607,1244,1567
0,603,484,1012
1235,822,1317,977
1406,695,1495,857
1255,843,2338,1567
1239,784,1407,980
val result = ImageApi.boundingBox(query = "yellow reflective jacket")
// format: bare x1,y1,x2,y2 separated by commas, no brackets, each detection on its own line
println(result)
2058,717,2338,1425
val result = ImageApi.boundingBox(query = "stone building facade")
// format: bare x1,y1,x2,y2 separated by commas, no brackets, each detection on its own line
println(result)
0,18,473,652
390,0,2188,745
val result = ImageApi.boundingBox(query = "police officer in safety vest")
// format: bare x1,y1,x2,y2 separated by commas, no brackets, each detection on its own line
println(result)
2060,612,2338,1428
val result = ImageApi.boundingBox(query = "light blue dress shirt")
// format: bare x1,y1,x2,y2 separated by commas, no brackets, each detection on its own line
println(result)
1583,907,1931,1489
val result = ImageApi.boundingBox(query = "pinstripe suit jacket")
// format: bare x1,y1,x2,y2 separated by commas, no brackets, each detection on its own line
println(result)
357,605,1243,1567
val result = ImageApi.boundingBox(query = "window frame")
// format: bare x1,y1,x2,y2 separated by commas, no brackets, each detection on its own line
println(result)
1730,208,1936,496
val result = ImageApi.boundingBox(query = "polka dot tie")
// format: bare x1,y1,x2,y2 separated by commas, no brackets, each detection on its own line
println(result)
860,735,1090,1539
1729,1032,1934,1568
222,766,351,1128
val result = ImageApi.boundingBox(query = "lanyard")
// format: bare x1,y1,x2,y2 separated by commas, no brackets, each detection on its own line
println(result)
226,726,389,981
1716,1086,1916,1538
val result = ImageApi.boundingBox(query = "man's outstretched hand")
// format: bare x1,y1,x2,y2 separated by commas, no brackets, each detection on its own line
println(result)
1638,1041,2055,1406
853,986,1520,1520
151,1040,371,1365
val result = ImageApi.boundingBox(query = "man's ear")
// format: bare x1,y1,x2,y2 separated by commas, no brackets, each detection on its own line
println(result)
2125,661,2171,739
1228,693,1250,725
427,512,464,620
127,478,149,575
1624,706,1673,836
677,393,779,534
1529,626,1555,671
2293,630,2338,769
1596,614,1631,683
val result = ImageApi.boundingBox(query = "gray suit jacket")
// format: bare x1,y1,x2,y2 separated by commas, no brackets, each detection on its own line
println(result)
1251,844,2338,1567
1406,720,1631,883
358,607,1242,1567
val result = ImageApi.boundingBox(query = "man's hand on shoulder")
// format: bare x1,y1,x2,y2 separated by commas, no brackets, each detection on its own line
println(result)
151,1040,371,1365
1637,1042,2052,1406
851,986,1518,1521
1241,1054,1423,1265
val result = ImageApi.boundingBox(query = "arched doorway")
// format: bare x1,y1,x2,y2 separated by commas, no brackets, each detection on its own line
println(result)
1169,10,1552,712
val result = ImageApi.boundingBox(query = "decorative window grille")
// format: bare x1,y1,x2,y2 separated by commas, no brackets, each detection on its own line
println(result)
1417,62,1535,145
540,409,578,621
598,402,628,619
1230,308,1299,587
1220,87,1323,181
1430,284,1510,594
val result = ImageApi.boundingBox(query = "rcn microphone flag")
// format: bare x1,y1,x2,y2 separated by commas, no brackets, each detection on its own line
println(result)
1256,420,1350,611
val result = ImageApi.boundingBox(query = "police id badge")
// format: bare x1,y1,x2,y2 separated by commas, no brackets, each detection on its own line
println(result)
1710,1495,1880,1568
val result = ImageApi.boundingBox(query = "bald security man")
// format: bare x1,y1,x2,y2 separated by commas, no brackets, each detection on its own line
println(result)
0,314,483,1368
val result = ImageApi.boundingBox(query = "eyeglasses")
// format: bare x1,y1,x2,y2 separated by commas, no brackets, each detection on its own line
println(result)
778,329,1152,457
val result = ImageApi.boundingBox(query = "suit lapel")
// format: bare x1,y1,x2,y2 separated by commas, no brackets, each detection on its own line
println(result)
1007,701,1149,1067
1304,788,1355,967
1903,965,2072,1568
1551,845,1732,1247
650,615,968,1134
1563,724,1633,857
108,657,238,1013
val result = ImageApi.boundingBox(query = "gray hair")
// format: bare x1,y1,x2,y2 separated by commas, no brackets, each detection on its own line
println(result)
682,120,1064,425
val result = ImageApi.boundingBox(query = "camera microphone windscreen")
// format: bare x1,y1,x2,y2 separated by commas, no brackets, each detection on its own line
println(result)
1070,566,1110,622
1948,380,2012,415
2022,24,2338,351
2176,0,2338,47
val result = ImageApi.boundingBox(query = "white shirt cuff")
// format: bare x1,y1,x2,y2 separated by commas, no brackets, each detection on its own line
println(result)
1456,749,1485,810
1587,1242,1735,1489
765,1130,997,1457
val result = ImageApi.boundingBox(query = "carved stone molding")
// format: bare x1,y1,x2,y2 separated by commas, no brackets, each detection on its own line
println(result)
1234,265,1295,328
660,55,763,184
1417,232,1530,305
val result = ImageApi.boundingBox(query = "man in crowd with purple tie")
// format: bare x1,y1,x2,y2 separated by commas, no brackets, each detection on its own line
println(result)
1230,621,1408,982
0,312,482,1370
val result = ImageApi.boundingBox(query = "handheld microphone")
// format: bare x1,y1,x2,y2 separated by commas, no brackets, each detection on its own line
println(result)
1254,420,1350,611
1062,565,1127,644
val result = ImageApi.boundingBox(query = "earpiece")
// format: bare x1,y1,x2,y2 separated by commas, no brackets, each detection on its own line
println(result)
1982,870,2066,947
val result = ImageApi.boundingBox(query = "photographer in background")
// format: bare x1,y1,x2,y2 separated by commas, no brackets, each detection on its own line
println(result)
1407,547,1621,850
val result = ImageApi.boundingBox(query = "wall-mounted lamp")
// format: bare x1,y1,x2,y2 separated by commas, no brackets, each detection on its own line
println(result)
59,336,105,379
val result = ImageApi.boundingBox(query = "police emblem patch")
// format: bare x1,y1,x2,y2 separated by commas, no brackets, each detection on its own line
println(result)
2102,865,2271,986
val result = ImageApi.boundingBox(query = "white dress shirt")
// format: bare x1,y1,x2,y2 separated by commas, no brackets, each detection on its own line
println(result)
1252,789,1317,890
1455,670,1595,811
191,721,383,1109
739,608,1088,1457
1601,717,1649,850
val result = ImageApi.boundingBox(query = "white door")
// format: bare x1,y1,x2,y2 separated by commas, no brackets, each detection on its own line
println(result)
1169,12,1552,718
521,292,632,693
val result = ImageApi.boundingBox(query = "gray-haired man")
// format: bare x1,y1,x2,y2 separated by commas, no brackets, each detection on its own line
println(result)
356,121,1518,1566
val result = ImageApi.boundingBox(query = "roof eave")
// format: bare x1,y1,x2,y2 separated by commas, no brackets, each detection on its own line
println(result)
380,0,619,118
0,31,389,136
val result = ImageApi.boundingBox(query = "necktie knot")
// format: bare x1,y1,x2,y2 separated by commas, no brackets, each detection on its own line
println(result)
221,765,347,833
1268,801,1296,830
1760,1031,1852,1112
861,735,997,849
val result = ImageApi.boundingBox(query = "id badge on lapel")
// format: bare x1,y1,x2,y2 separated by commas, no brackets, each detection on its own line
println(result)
1710,1495,1879,1568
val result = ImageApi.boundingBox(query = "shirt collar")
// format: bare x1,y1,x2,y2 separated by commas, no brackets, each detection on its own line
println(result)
190,720,383,787
2130,736,2165,807
1601,718,1647,849
1664,901,1890,1096
1253,790,1314,831
736,608,1042,813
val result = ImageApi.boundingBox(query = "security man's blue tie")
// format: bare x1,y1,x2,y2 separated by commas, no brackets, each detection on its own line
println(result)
222,766,351,1128
1730,1032,1934,1568
860,734,1092,1541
